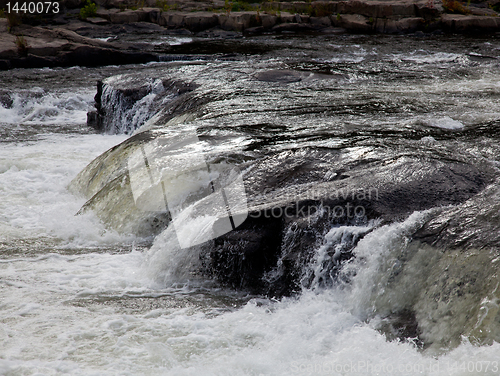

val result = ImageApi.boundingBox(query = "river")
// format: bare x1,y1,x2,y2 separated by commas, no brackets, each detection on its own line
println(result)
1,33,500,375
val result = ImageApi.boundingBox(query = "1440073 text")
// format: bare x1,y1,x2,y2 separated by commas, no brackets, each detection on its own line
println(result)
6,2,59,13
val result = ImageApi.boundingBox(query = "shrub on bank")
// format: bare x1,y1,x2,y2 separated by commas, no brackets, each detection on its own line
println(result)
79,0,97,19
442,0,471,14
15,35,29,56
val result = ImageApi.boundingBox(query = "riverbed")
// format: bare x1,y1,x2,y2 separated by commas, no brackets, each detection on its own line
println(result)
1,33,500,375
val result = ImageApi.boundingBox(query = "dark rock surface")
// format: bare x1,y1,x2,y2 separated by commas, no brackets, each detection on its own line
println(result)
0,20,159,69
74,71,499,297
2,0,500,69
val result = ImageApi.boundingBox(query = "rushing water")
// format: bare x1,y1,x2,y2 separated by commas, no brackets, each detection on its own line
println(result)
1,33,500,375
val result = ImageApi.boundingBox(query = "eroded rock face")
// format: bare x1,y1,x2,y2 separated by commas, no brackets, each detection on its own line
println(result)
2,0,500,70
0,24,159,70
87,77,197,134
75,66,498,299
441,13,500,31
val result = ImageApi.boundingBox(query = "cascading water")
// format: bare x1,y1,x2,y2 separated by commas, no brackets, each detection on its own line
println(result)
2,34,500,375
92,78,175,134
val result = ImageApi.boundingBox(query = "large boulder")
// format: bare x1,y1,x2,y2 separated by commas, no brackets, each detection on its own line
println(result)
75,67,498,298
310,16,332,28
219,12,259,31
109,9,148,24
184,13,219,31
159,12,186,28
0,24,158,70
441,14,500,31
338,14,373,32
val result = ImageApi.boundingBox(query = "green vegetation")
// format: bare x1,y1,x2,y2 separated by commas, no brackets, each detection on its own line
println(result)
260,2,278,15
441,0,470,14
223,0,257,14
155,0,178,11
6,12,22,32
309,2,330,17
224,0,231,14
212,0,335,17
233,1,258,11
79,0,97,19
215,0,277,15
15,35,29,56
129,0,145,10
0,9,5,18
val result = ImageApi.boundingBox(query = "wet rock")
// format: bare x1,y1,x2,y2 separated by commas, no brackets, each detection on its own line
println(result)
0,24,159,70
391,2,418,17
310,16,332,28
0,33,17,60
184,13,219,32
0,60,11,70
95,0,156,8
244,26,265,34
414,179,500,252
89,76,197,133
279,13,297,23
219,12,258,32
95,8,121,20
415,1,442,20
380,17,424,33
312,1,338,13
338,14,373,32
260,14,278,29
254,69,312,83
145,8,163,24
201,215,285,294
159,12,186,28
322,26,347,34
342,0,395,18
86,17,111,25
272,22,315,33
468,6,499,16
0,90,13,108
441,14,500,31
110,9,148,24
74,69,499,298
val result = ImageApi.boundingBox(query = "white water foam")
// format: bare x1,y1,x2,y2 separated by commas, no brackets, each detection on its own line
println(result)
1,200,499,375
0,133,131,247
424,116,465,130
404,116,465,130
0,89,93,125
150,37,193,46
394,51,463,64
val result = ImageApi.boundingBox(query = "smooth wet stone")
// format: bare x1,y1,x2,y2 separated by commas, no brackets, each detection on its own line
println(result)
86,17,111,25
441,13,500,31
338,14,373,32
254,69,307,83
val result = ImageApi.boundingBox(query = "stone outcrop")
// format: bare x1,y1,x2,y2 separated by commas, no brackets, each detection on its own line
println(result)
441,13,500,31
76,0,500,34
74,70,499,297
0,20,158,70
1,0,500,69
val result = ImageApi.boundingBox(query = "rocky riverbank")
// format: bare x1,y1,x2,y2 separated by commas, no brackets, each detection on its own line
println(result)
1,0,500,69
